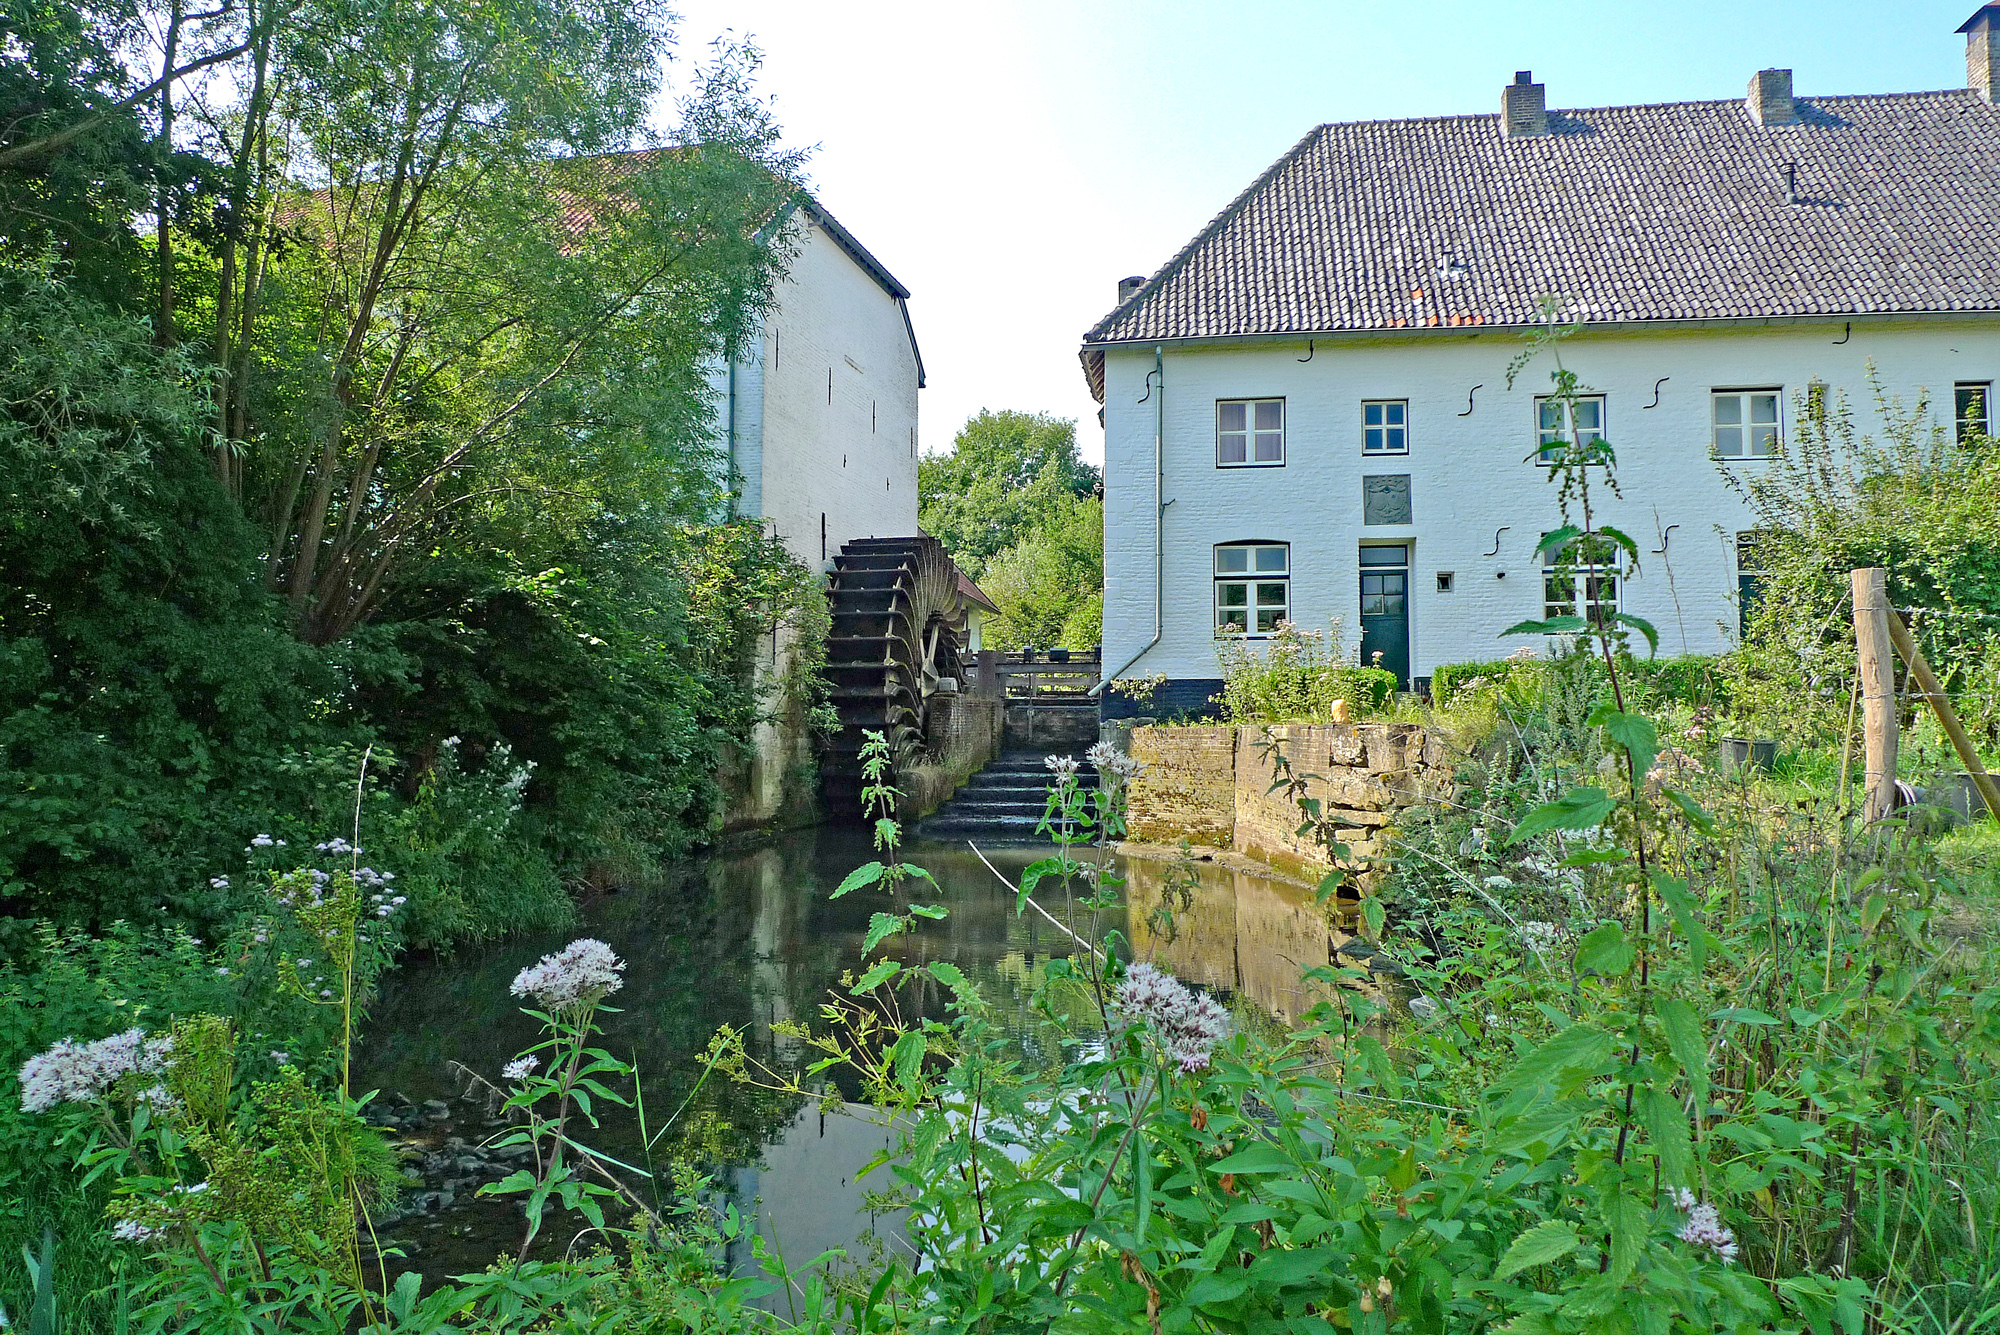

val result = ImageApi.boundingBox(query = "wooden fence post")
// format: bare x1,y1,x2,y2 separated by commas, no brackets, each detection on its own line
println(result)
1851,568,1898,824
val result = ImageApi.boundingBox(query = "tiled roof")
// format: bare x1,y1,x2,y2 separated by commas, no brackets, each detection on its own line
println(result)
1081,89,2000,398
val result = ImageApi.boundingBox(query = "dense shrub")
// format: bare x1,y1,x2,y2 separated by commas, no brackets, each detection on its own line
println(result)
1215,621,1397,721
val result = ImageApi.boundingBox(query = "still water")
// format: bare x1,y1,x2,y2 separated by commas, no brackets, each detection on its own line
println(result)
356,828,1353,1281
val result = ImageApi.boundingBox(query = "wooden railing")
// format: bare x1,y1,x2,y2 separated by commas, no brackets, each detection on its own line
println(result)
971,652,1102,701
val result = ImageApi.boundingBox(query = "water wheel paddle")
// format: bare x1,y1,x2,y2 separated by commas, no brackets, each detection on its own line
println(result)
820,535,972,820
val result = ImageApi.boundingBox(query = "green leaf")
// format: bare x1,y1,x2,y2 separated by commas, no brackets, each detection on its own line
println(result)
863,913,905,953
1861,893,1891,933
1574,922,1636,977
1639,1085,1694,1186
890,1031,927,1090
1502,616,1590,638
907,903,948,919
1604,1189,1646,1282
1590,707,1659,776
833,862,884,899
1596,525,1641,565
1713,1006,1780,1026
1656,997,1710,1107
1493,1220,1581,1281
927,960,974,998
1509,787,1617,843
1209,1141,1296,1175
1496,1024,1616,1094
1314,871,1346,906
1362,896,1386,934
1612,612,1659,657
1535,525,1584,559
1658,786,1716,834
850,960,901,994
1655,874,1710,969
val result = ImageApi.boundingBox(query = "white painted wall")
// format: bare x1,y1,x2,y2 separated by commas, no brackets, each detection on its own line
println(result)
1100,319,2000,685
730,217,921,567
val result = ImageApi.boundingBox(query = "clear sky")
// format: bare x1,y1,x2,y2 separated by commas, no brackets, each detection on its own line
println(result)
656,1,1984,463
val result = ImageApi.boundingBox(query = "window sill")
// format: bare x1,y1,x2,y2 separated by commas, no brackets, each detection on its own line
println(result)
1217,460,1286,470
1710,454,1777,464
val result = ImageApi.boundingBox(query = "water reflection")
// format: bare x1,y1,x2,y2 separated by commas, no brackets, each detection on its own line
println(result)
356,830,1358,1283
1125,851,1361,1027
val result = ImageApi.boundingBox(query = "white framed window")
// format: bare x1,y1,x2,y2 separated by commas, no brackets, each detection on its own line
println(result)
1542,538,1620,629
1712,389,1781,459
1217,398,1284,467
1215,543,1289,635
1362,400,1408,454
1957,382,1992,443
1535,395,1605,465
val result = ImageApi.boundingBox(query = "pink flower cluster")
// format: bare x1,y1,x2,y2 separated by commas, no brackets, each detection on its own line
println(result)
1672,1189,1740,1264
509,938,625,1009
1110,963,1231,1073
18,1028,175,1114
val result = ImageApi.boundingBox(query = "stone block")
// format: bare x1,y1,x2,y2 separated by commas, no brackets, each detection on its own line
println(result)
1129,725,1237,847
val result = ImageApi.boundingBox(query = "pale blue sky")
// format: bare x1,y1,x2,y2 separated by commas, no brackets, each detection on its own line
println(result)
659,1,1984,462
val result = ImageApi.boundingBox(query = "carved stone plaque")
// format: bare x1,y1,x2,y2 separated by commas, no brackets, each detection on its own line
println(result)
1362,474,1412,526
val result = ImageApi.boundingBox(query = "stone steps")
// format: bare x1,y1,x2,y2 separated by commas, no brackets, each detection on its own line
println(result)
914,749,1099,843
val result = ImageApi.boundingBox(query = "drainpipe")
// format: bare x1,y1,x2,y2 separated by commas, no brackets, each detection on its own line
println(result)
1091,345,1166,696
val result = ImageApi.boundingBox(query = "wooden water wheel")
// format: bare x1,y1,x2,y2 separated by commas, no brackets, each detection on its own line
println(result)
820,535,971,820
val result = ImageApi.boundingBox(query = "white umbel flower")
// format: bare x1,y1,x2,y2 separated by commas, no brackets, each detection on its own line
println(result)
18,1029,174,1113
509,939,625,1009
1110,964,1231,1073
502,1055,541,1081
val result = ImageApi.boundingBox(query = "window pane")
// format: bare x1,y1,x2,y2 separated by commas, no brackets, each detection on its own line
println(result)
1218,402,1246,432
1254,609,1281,634
1539,400,1562,431
1359,545,1407,565
1713,395,1741,425
1750,394,1778,424
1362,594,1385,615
1217,582,1247,607
1715,426,1742,456
1253,432,1283,462
1387,425,1405,451
1574,400,1602,431
1218,609,1247,632
1216,547,1248,573
1254,546,1287,572
1255,583,1288,607
1219,435,1247,464
1749,424,1777,455
1386,402,1405,426
1364,426,1384,451
1364,403,1383,426
1254,400,1283,431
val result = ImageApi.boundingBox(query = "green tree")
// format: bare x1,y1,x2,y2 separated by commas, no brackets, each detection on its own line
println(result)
918,410,1098,580
976,491,1103,652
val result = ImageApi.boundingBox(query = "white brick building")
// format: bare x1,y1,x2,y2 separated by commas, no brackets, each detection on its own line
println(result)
714,196,923,562
709,196,927,824
1084,8,2000,719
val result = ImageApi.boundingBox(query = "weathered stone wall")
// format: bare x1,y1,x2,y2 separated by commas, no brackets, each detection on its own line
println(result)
1124,722,1450,890
1003,700,1101,751
902,692,1005,818
1127,725,1239,847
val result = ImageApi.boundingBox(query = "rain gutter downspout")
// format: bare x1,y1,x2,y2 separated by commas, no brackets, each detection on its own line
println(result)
1091,345,1166,696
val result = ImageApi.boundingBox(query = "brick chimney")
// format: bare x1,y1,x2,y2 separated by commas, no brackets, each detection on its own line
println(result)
1748,68,1796,125
1501,71,1547,138
1117,275,1147,304
1963,4,2000,102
